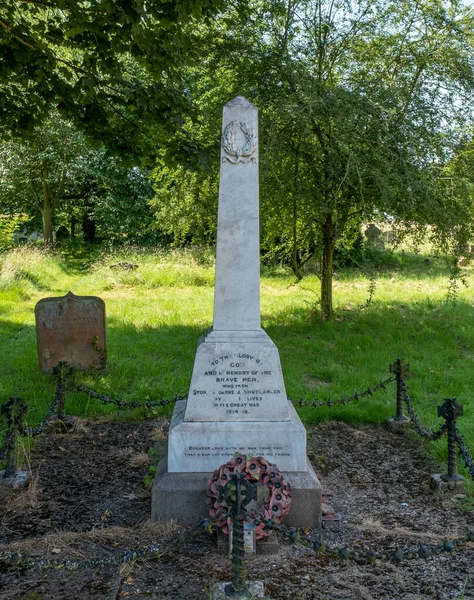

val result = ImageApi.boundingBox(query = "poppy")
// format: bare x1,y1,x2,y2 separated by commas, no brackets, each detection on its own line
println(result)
233,453,247,471
218,465,232,482
246,458,261,479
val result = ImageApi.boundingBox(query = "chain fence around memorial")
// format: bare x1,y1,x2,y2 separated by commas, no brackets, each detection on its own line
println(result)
1,360,474,580
2,359,474,484
0,511,473,573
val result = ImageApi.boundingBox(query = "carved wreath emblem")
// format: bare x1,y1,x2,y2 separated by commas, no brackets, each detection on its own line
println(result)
221,120,258,164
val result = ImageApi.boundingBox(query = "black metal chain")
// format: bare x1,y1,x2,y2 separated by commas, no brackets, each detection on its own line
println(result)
1,513,473,572
400,381,448,440
454,427,474,480
72,383,186,410
23,377,65,438
299,529,474,564
289,376,395,408
0,523,201,571
249,514,474,565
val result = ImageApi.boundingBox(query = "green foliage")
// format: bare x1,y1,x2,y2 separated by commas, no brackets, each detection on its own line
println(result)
150,167,218,246
0,213,29,252
151,0,474,317
0,247,66,294
0,112,158,246
0,0,231,161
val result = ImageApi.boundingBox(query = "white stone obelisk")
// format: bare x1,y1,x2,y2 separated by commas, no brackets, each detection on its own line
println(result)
183,97,290,425
152,97,320,527
212,96,261,332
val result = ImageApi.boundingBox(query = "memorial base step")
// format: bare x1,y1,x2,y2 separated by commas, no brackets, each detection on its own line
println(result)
151,454,321,529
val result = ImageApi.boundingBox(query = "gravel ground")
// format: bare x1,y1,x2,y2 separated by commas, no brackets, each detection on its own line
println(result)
0,418,473,599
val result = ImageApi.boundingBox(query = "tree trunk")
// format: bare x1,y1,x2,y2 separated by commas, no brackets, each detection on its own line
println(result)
292,194,302,281
42,206,54,248
82,212,96,242
41,158,55,248
291,148,302,280
321,212,336,320
82,182,96,243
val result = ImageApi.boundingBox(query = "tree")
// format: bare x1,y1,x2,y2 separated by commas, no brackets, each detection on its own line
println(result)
0,112,155,246
0,113,88,245
0,0,232,161
159,0,474,319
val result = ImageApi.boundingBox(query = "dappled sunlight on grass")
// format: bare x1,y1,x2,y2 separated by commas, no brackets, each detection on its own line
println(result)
1,245,474,480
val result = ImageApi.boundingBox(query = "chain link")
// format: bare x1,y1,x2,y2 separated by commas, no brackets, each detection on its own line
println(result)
249,514,474,565
454,428,474,480
400,381,448,440
0,524,201,571
289,376,395,408
299,530,474,564
72,383,186,410
23,379,65,438
1,514,473,572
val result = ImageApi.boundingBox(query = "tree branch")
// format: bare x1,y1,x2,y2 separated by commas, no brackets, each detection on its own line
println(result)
0,19,36,50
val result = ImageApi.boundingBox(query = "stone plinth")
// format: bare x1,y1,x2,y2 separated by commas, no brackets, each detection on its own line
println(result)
430,474,464,492
0,471,29,502
168,400,306,472
385,416,411,434
152,449,320,528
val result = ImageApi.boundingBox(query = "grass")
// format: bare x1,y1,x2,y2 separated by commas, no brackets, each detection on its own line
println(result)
1,243,474,486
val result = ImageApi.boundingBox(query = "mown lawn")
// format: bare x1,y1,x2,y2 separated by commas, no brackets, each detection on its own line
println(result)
1,244,474,486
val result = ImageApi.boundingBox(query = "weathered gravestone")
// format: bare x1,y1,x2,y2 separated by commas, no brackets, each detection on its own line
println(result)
364,223,382,245
35,291,106,372
152,97,321,528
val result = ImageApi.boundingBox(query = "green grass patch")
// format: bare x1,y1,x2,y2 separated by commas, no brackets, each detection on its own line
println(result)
1,245,474,486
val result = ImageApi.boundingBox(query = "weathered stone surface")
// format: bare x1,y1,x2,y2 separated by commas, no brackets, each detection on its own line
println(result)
0,471,29,502
152,96,321,528
430,473,464,492
35,291,106,372
212,581,264,599
364,223,382,243
214,96,260,332
168,401,307,472
186,335,290,423
385,415,411,434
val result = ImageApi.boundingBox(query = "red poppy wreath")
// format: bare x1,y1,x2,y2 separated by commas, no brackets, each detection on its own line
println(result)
206,454,292,539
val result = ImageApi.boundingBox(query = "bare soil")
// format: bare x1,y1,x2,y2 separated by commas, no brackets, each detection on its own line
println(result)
0,419,473,600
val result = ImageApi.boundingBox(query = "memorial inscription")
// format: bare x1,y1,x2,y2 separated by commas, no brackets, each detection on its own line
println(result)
191,351,283,418
167,398,305,472
185,342,290,422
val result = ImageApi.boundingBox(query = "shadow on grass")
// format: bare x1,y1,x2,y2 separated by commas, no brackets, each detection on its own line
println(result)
55,240,104,275
1,294,474,428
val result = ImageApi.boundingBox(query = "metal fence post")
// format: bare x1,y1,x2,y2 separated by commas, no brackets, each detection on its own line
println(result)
1,397,27,478
438,398,464,482
53,362,69,420
218,470,257,598
386,359,410,432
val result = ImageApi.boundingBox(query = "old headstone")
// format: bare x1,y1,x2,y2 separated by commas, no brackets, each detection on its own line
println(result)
35,291,106,372
364,223,382,245
152,97,321,528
